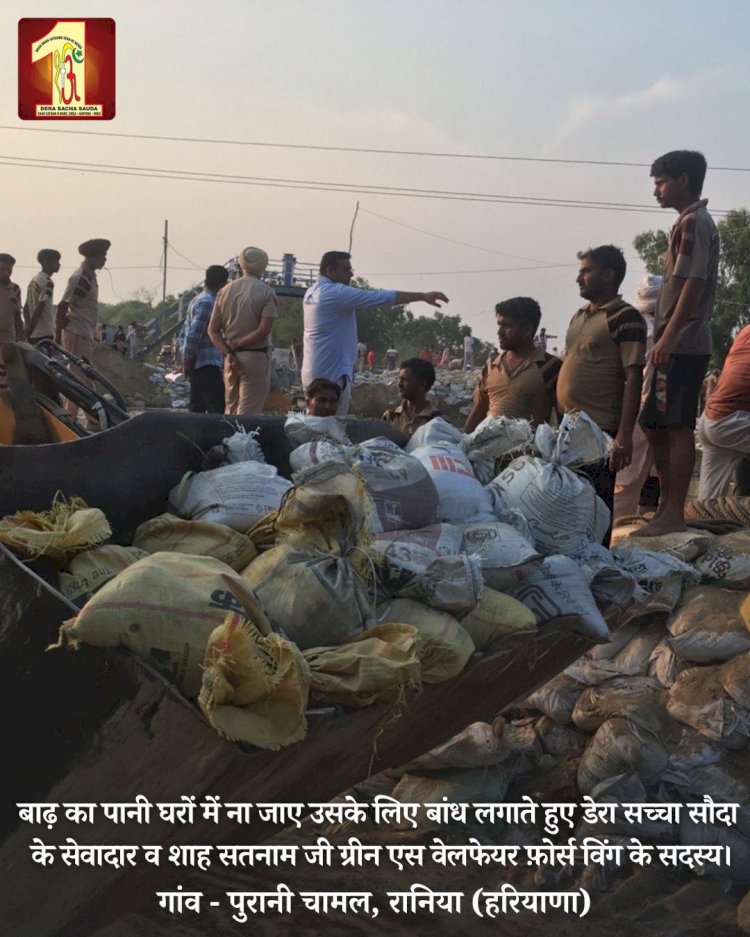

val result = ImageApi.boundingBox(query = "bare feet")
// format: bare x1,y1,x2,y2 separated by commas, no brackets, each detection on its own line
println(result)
631,514,687,537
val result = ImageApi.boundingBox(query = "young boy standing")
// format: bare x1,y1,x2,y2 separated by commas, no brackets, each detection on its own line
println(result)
637,150,719,536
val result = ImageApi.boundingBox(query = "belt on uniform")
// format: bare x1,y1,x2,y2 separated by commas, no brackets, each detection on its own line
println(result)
236,347,268,353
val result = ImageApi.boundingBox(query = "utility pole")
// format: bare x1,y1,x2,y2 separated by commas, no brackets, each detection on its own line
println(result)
162,219,168,305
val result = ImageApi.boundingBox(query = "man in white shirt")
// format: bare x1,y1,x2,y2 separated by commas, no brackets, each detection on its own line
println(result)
301,251,448,415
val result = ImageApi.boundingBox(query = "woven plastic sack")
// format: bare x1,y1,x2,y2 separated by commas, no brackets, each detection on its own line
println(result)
289,439,349,474
577,716,669,795
169,462,292,533
507,555,611,640
405,416,463,453
696,530,750,588
488,455,610,556
55,553,271,697
199,612,310,748
571,675,665,733
461,521,541,591
242,543,373,649
221,427,266,464
303,623,421,708
284,412,350,446
458,588,537,651
58,545,149,607
133,513,257,571
356,449,439,533
534,410,611,467
0,496,110,561
521,673,586,725
667,586,750,664
666,664,750,747
462,415,532,463
377,598,475,684
409,443,495,524
721,650,750,709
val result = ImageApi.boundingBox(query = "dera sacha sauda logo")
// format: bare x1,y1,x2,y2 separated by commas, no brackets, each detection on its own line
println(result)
18,19,115,119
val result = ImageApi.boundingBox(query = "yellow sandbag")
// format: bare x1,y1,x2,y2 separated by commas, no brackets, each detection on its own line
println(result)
459,587,537,651
242,543,373,649
0,496,110,561
58,544,149,606
304,623,421,708
199,612,311,749
55,552,272,698
250,462,372,554
133,513,257,571
378,598,475,683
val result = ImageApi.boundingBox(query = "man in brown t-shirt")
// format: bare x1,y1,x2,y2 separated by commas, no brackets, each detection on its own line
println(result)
557,245,646,534
382,357,441,438
464,296,560,433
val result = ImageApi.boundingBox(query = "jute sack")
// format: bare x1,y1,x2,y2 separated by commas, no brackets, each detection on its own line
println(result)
133,513,257,571
377,598,475,684
458,588,537,651
55,552,271,697
242,543,373,650
303,623,421,708
0,496,110,561
199,612,311,748
169,462,292,533
667,586,750,664
58,545,149,607
461,520,541,591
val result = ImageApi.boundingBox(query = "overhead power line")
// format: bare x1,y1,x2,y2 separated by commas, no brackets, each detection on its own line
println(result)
2,124,749,172
0,154,732,215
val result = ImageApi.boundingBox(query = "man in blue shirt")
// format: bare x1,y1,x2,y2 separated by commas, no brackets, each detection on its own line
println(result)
180,264,229,413
301,251,448,415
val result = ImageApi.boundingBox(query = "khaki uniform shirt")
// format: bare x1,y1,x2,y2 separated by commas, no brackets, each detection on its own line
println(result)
382,401,441,438
0,281,23,344
210,275,278,347
472,346,561,427
26,271,55,339
557,296,646,432
61,263,99,341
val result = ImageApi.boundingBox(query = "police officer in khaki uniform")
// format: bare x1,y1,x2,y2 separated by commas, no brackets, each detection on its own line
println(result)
0,253,24,390
56,238,110,423
25,248,61,343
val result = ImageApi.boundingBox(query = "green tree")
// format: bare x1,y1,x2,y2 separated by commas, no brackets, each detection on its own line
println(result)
633,209,750,365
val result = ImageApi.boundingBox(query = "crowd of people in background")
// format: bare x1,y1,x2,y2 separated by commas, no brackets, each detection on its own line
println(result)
3,149,748,539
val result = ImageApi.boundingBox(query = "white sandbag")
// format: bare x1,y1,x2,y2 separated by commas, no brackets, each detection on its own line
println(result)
571,675,665,733
507,555,611,640
571,543,637,606
667,586,750,664
405,416,463,453
289,439,349,473
169,462,292,533
488,456,610,556
577,716,669,795
696,530,750,589
521,672,586,725
351,437,403,459
666,664,750,746
565,621,665,686
611,545,700,594
534,410,611,467
462,415,532,463
665,723,724,773
394,553,483,615
649,638,689,689
241,544,373,650
616,529,713,563
284,412,350,446
410,443,495,524
534,716,588,758
221,426,266,463
369,523,465,586
461,520,541,590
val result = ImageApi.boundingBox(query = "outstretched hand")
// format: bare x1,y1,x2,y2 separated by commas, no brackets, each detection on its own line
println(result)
424,291,449,307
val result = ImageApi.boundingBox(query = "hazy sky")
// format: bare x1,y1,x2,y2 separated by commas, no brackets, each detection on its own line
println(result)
3,0,750,346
